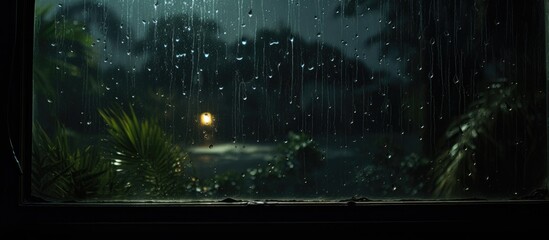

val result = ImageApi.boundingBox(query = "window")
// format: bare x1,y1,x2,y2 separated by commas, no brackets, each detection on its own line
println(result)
28,0,548,203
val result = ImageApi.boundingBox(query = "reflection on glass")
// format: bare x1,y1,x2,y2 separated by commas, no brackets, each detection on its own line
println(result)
32,0,548,201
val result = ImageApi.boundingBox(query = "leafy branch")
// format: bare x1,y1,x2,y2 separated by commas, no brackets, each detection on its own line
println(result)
99,107,189,198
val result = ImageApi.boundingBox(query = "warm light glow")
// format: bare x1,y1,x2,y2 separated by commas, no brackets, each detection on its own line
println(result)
200,112,213,126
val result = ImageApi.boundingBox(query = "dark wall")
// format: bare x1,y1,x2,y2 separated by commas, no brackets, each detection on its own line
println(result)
3,0,17,223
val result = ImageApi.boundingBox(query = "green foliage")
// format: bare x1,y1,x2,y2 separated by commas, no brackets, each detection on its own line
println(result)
278,132,325,174
354,136,431,198
433,84,544,197
99,107,189,198
356,153,430,197
197,172,245,198
32,124,110,200
192,132,324,199
248,132,324,197
32,106,192,201
434,85,512,196
33,5,97,99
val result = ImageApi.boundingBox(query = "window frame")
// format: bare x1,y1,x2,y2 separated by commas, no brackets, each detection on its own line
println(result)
4,0,549,229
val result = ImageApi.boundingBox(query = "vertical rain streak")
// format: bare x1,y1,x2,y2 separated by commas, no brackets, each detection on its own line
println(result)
32,0,547,200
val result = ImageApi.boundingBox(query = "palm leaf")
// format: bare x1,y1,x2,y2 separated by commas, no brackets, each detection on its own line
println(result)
33,5,98,99
433,84,527,197
99,107,189,198
32,123,111,200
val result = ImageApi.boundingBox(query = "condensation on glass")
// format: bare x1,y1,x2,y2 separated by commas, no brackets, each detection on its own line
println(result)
31,0,548,201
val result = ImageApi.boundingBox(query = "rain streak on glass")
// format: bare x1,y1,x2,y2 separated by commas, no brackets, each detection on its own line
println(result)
31,0,547,201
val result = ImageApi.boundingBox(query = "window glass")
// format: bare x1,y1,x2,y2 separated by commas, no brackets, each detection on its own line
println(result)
32,0,548,201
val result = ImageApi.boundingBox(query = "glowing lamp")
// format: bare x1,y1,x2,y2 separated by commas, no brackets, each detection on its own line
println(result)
200,112,213,126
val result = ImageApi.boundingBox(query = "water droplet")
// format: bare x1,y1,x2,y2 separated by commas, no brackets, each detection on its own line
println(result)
204,53,210,58
209,144,214,149
269,41,280,46
86,121,92,125
47,99,53,104
241,40,247,45
317,33,321,38
218,86,224,90
242,96,248,101
236,57,243,61
248,9,253,17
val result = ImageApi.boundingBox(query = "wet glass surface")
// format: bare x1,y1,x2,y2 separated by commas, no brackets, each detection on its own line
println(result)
32,0,548,201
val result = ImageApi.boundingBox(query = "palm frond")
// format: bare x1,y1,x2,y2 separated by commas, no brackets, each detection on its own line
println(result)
32,123,110,200
99,107,189,198
33,5,98,99
433,84,524,197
